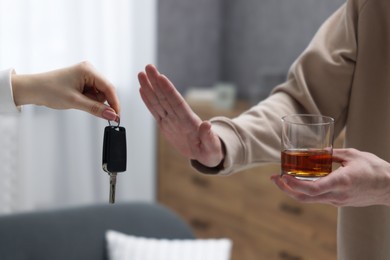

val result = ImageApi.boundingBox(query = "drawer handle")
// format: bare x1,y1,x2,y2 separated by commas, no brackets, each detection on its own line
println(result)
279,250,303,260
191,176,210,188
279,202,303,216
190,218,211,230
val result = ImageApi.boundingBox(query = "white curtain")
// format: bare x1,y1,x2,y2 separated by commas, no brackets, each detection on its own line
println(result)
0,0,156,214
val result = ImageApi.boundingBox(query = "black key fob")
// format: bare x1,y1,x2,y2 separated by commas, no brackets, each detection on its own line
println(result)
102,124,127,173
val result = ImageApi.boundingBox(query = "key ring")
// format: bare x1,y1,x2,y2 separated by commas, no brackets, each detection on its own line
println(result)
108,117,120,128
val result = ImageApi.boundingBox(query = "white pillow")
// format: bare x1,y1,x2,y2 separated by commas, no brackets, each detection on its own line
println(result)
106,230,232,260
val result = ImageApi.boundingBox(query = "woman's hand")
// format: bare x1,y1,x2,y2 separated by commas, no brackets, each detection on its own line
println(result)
138,64,224,167
271,148,390,207
12,61,120,121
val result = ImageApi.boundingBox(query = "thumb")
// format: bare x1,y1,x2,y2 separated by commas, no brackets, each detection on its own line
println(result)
199,121,214,144
199,121,222,153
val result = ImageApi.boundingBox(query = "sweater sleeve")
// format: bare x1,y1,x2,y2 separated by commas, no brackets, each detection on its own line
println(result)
193,1,361,175
0,69,21,114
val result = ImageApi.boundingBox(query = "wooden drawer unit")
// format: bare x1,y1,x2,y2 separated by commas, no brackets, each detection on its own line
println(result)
157,101,337,260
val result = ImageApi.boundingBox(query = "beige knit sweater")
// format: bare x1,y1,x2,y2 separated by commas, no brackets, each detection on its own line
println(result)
195,0,390,259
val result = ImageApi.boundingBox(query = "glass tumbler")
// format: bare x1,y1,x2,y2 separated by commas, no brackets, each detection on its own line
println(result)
281,114,334,180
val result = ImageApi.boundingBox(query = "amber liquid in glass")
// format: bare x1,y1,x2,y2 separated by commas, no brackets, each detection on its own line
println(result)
281,149,332,178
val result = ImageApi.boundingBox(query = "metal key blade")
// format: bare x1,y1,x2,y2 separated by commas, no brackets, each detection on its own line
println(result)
109,172,117,204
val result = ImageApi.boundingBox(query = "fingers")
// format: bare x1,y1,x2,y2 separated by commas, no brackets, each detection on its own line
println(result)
278,174,335,196
142,65,173,118
157,74,200,126
271,168,349,206
72,93,118,121
78,62,121,115
271,149,385,207
91,75,120,115
139,64,201,128
332,148,362,164
139,86,162,122
138,65,174,120
270,175,312,201
138,71,167,120
145,65,176,118
280,149,356,197
272,177,345,206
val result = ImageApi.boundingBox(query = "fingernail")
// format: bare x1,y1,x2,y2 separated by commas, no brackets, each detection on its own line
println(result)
102,109,118,121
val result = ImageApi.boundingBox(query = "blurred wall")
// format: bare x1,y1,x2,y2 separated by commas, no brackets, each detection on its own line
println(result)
158,0,223,93
158,0,345,100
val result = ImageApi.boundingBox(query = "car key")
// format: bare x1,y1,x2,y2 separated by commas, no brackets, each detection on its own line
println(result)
102,119,127,204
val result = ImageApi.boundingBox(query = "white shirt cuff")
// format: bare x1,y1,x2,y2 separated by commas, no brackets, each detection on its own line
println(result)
0,69,21,113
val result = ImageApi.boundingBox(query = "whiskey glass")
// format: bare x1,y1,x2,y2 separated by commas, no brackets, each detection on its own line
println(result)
281,114,334,180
